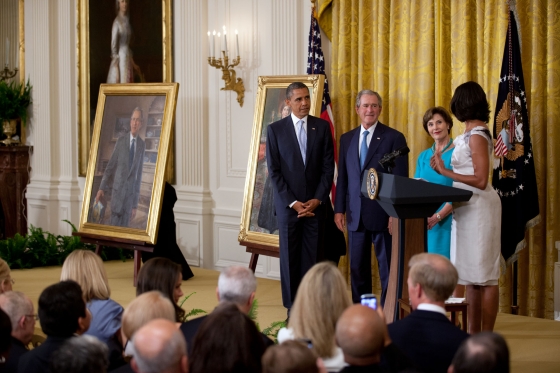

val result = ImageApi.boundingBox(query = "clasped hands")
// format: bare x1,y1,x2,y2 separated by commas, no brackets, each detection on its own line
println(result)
293,199,320,218
430,151,445,174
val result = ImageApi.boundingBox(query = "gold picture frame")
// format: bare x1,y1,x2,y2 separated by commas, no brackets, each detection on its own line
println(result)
78,83,179,244
78,0,173,177
238,75,325,247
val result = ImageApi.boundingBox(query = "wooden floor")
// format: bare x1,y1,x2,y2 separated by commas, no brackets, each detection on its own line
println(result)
11,259,560,373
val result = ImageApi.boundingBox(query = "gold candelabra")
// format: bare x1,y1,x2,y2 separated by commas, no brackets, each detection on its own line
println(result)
208,52,245,107
1,65,18,82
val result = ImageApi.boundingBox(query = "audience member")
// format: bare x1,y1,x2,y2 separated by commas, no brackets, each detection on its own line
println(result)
18,280,91,373
180,265,273,355
50,334,109,373
448,332,510,373
0,291,35,372
262,340,327,373
131,319,188,373
0,308,11,367
388,253,468,372
336,305,389,372
189,302,265,373
60,250,123,345
0,258,13,294
136,258,185,322
277,262,352,372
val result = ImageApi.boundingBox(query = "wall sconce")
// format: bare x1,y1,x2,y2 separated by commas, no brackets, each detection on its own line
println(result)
1,38,18,82
207,27,245,107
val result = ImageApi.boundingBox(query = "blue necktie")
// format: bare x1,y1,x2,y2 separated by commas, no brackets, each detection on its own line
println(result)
129,138,135,169
360,130,369,169
297,120,307,165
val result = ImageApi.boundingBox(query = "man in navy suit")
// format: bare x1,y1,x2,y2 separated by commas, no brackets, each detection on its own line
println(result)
334,90,408,304
388,253,469,373
266,82,334,313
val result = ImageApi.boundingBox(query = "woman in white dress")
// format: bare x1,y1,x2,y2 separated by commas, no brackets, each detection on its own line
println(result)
107,0,140,83
431,81,501,334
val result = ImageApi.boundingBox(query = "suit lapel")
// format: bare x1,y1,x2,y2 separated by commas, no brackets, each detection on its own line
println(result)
363,122,386,168
128,137,143,177
282,116,305,167
349,127,361,173
305,117,318,169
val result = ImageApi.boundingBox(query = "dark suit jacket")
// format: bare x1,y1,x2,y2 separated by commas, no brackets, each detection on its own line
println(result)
388,310,469,373
18,336,69,373
266,115,334,217
335,122,408,231
99,133,145,217
180,314,274,357
2,337,27,373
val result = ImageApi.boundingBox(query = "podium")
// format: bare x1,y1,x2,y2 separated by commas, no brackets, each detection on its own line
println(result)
361,171,472,322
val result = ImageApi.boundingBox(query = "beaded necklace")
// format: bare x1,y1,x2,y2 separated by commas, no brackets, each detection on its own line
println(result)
431,138,453,154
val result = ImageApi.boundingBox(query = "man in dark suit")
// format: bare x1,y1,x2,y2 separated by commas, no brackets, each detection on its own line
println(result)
0,291,36,373
334,90,408,305
266,82,334,313
388,253,469,373
95,107,146,227
180,266,274,356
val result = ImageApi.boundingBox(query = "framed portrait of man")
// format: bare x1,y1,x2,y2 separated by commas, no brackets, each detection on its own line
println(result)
238,75,325,247
78,0,173,177
79,83,179,244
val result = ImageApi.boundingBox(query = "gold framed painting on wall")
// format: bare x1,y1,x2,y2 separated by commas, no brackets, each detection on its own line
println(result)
238,75,325,247
78,0,173,177
79,83,179,245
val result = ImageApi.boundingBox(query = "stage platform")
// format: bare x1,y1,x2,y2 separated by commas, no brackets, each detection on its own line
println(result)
11,259,560,373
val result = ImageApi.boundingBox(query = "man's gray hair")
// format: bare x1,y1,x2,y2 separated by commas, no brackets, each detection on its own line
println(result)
355,90,383,108
408,253,458,302
50,335,109,373
0,291,32,332
131,328,186,373
218,266,257,305
132,106,144,119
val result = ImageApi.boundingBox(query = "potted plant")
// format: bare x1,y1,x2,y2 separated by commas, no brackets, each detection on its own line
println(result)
0,79,32,145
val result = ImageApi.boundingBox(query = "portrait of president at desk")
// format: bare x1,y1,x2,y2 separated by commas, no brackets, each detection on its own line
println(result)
93,106,146,228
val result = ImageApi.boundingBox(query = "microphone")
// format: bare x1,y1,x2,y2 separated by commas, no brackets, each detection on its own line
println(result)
378,146,410,172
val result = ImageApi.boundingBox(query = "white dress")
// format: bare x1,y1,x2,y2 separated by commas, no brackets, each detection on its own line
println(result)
450,126,501,286
107,15,133,83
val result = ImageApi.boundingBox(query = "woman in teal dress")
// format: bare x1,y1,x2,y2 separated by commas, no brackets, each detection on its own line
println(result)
414,107,455,258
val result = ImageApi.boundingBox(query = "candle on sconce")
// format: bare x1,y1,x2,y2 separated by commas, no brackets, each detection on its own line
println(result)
223,25,228,56
207,31,211,57
15,49,18,69
5,38,9,66
212,30,216,58
217,32,221,53
235,30,239,57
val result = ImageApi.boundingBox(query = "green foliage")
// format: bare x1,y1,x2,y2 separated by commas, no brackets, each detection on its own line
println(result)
249,298,286,344
0,79,32,127
179,292,207,322
0,220,133,269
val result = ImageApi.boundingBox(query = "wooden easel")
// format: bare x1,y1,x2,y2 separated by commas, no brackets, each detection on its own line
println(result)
239,241,279,272
72,232,154,286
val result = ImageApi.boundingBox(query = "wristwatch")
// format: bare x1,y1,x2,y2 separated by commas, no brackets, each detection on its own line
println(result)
436,213,442,221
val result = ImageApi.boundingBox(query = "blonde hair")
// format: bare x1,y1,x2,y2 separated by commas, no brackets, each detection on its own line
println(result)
289,262,352,358
60,250,110,302
122,291,175,340
0,258,11,291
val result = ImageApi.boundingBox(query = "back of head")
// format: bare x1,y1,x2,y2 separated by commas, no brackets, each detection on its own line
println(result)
0,258,11,293
217,266,256,305
39,280,86,337
136,257,184,321
122,291,176,340
290,262,352,358
335,305,385,365
451,332,510,373
60,249,111,302
189,302,265,373
0,291,33,332
450,81,491,123
132,319,187,373
50,335,109,373
408,253,458,302
262,340,319,373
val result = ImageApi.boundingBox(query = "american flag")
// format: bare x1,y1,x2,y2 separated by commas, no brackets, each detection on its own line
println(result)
307,10,337,201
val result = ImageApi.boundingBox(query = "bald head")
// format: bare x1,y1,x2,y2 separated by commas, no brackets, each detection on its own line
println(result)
336,305,386,366
131,319,187,373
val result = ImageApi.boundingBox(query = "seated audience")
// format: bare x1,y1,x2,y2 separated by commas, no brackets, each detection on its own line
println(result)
0,291,35,372
262,340,327,373
50,335,109,373
180,265,273,355
388,253,468,373
448,332,510,373
18,280,92,373
60,250,123,345
0,258,13,294
336,304,389,372
277,262,352,372
136,258,185,322
189,302,265,373
0,308,11,367
131,319,188,373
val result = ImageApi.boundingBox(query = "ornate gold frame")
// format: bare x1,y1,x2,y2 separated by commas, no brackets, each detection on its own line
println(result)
78,0,173,176
78,83,179,244
238,75,325,247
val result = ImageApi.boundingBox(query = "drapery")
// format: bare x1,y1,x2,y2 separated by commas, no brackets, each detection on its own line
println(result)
321,0,559,318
